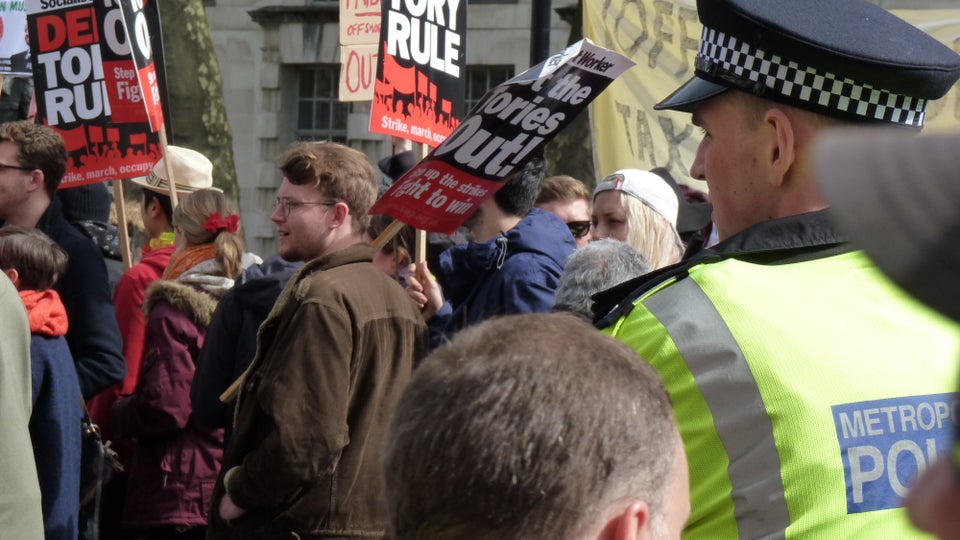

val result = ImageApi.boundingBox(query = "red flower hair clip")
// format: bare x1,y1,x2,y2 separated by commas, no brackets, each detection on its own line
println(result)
203,212,240,234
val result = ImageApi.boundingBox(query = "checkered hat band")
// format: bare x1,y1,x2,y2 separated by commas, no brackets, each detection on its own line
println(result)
697,27,927,127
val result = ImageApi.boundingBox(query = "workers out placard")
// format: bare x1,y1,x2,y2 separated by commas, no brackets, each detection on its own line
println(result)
27,0,162,187
368,0,466,146
339,0,380,101
370,39,634,233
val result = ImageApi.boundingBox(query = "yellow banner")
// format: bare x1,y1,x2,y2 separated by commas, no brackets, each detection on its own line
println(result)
584,1,960,189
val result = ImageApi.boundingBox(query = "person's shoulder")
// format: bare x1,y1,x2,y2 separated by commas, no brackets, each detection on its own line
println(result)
120,259,164,286
121,261,163,282
592,252,721,329
144,280,219,326
53,216,101,258
29,333,72,364
510,209,577,257
498,249,565,279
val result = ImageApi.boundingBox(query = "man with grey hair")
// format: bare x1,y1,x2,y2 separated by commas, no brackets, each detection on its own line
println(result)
383,312,689,540
553,239,650,321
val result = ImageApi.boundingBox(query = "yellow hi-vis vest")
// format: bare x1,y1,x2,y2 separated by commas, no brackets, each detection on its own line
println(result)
605,250,959,539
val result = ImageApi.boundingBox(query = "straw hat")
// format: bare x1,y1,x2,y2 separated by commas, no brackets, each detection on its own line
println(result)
131,146,216,195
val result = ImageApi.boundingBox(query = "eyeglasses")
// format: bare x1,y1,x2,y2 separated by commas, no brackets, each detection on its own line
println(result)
275,197,337,218
566,220,592,239
0,163,34,172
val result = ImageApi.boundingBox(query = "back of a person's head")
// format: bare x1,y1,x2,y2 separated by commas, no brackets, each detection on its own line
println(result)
535,175,590,207
0,120,67,198
172,188,247,279
278,141,378,231
58,182,113,223
368,213,416,279
0,226,68,290
623,194,684,270
493,151,546,217
383,312,679,540
554,239,650,321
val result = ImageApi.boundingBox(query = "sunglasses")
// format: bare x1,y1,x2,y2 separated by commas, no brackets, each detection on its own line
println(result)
566,220,592,239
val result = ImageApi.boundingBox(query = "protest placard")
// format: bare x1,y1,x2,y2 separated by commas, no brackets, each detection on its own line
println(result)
368,0,466,146
339,0,380,101
0,1,31,75
340,43,378,102
115,0,163,130
340,0,381,46
369,39,635,234
27,0,163,188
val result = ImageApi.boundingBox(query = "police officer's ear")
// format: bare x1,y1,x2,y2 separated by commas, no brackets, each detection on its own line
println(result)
761,107,796,189
595,500,651,540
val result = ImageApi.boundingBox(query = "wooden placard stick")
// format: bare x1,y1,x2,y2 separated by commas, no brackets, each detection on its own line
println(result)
158,130,178,207
112,180,132,270
413,142,429,264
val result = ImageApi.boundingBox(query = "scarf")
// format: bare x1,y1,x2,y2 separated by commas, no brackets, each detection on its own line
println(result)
144,231,176,254
163,243,218,281
19,289,69,337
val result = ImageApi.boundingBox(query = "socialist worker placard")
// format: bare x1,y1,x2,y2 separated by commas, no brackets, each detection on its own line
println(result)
370,39,634,233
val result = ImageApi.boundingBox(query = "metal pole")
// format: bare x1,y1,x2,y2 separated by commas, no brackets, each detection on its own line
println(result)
530,0,552,66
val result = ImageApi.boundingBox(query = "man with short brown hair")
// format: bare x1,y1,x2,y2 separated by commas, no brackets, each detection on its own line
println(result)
208,141,428,539
0,120,124,399
535,174,592,248
384,312,688,540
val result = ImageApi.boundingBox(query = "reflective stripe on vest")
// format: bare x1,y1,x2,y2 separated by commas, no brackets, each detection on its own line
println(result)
644,276,790,540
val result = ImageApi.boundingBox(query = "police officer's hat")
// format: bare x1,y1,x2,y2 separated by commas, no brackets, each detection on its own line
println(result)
655,0,960,128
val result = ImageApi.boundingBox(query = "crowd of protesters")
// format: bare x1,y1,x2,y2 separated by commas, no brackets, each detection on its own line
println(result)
4,0,960,539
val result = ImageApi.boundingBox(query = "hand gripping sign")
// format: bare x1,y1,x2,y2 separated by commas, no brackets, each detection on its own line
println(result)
369,38,635,234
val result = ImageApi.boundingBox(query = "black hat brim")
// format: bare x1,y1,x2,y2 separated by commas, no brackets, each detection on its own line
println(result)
377,155,393,177
655,76,729,112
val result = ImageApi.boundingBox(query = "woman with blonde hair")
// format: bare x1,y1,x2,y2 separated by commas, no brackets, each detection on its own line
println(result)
112,188,260,540
591,169,684,270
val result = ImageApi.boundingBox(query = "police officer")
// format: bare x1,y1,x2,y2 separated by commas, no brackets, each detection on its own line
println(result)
593,0,960,538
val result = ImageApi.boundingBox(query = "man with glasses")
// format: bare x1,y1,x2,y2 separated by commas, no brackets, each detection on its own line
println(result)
535,174,592,249
0,120,125,400
208,141,428,540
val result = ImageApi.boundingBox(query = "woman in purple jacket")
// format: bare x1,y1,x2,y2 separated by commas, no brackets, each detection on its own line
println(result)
112,189,257,540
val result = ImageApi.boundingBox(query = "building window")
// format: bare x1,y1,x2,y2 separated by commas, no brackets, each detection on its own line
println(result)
465,65,514,114
297,65,349,142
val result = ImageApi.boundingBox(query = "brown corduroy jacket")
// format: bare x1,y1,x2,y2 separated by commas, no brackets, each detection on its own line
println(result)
207,243,428,539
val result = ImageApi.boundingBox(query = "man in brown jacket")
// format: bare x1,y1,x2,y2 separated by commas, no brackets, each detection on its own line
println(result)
208,141,429,539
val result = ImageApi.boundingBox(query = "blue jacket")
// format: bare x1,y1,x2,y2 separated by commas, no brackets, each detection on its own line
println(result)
435,208,576,338
36,198,126,398
30,334,82,540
